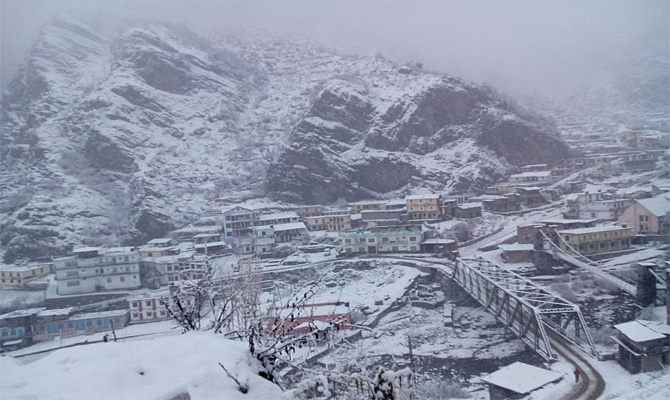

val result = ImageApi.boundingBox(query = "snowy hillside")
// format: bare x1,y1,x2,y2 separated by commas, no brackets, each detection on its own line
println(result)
0,15,568,262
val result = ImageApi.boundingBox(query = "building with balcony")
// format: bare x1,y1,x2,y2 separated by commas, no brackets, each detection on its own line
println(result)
305,214,352,231
340,225,423,254
349,200,387,214
557,225,633,255
221,206,260,238
258,212,300,226
54,247,141,295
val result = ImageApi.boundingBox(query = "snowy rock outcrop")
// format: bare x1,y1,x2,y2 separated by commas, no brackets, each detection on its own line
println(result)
1,15,568,262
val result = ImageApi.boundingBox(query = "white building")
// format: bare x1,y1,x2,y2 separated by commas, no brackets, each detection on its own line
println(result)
340,225,423,254
252,226,276,254
273,222,308,243
509,171,553,185
128,292,170,323
54,247,141,295
143,252,209,285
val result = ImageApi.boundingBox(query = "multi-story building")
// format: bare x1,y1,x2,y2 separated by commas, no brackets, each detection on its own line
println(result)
520,164,548,173
143,252,208,285
128,293,170,323
406,194,442,220
273,222,308,243
139,238,177,259
557,226,633,255
221,206,260,238
169,225,223,242
296,205,325,219
563,191,631,220
509,171,552,185
193,233,228,254
618,195,670,236
54,247,141,295
340,225,423,254
252,226,276,254
454,203,482,219
258,212,300,226
0,262,52,290
349,200,388,214
305,214,352,231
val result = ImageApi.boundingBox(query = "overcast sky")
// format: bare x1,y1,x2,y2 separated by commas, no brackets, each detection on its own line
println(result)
1,0,668,98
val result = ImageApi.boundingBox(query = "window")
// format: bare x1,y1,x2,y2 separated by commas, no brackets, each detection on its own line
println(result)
67,280,80,287
120,276,125,282
107,278,112,283
66,271,78,277
409,236,417,242
132,301,138,308
146,301,152,307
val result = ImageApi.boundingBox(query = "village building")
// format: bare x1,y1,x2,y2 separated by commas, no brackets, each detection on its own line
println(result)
509,170,553,185
421,238,458,257
258,211,300,226
618,195,670,236
221,206,260,238
128,293,170,323
406,194,442,220
54,247,141,295
454,203,482,219
440,198,458,218
30,309,130,343
340,225,423,254
273,222,308,243
305,214,352,231
385,199,407,210
0,308,44,349
613,320,670,373
0,262,52,290
557,225,633,255
359,209,403,223
481,361,562,400
472,195,517,213
192,232,228,254
499,244,535,263
142,251,209,285
139,238,178,259
349,200,387,214
537,218,598,231
296,205,325,219
252,225,276,254
169,224,223,242
520,163,548,173
516,224,545,246
515,187,545,206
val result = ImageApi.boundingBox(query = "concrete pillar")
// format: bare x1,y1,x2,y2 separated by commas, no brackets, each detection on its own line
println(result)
636,263,656,307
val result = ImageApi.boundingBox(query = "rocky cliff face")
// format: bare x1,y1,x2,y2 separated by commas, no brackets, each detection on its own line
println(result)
1,15,568,262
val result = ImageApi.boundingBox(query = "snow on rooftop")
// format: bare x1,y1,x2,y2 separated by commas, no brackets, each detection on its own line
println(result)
37,308,73,317
68,310,129,321
272,222,307,231
480,361,562,394
636,195,670,217
458,202,482,209
73,246,102,253
614,320,667,342
499,244,535,251
259,211,299,220
422,238,456,245
406,194,440,200
0,308,46,319
511,171,552,178
538,218,597,225
276,303,350,319
558,225,630,235
147,238,173,245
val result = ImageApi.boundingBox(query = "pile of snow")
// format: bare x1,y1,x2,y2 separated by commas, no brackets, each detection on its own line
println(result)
1,332,283,400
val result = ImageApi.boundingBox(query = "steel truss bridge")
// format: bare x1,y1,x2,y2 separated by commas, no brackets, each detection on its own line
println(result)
539,228,637,297
452,257,598,361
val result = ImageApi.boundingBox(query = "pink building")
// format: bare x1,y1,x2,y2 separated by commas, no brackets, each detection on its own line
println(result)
618,195,670,235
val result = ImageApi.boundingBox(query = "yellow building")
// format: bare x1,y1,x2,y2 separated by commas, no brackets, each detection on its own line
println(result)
349,200,387,214
558,226,633,255
0,263,53,290
406,194,442,220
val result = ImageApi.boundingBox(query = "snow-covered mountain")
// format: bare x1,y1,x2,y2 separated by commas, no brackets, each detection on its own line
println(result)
0,15,568,262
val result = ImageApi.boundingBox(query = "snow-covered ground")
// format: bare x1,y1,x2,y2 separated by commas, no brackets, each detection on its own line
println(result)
2,332,284,400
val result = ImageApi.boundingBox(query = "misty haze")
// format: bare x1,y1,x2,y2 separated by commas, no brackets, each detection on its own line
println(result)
0,1,669,399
